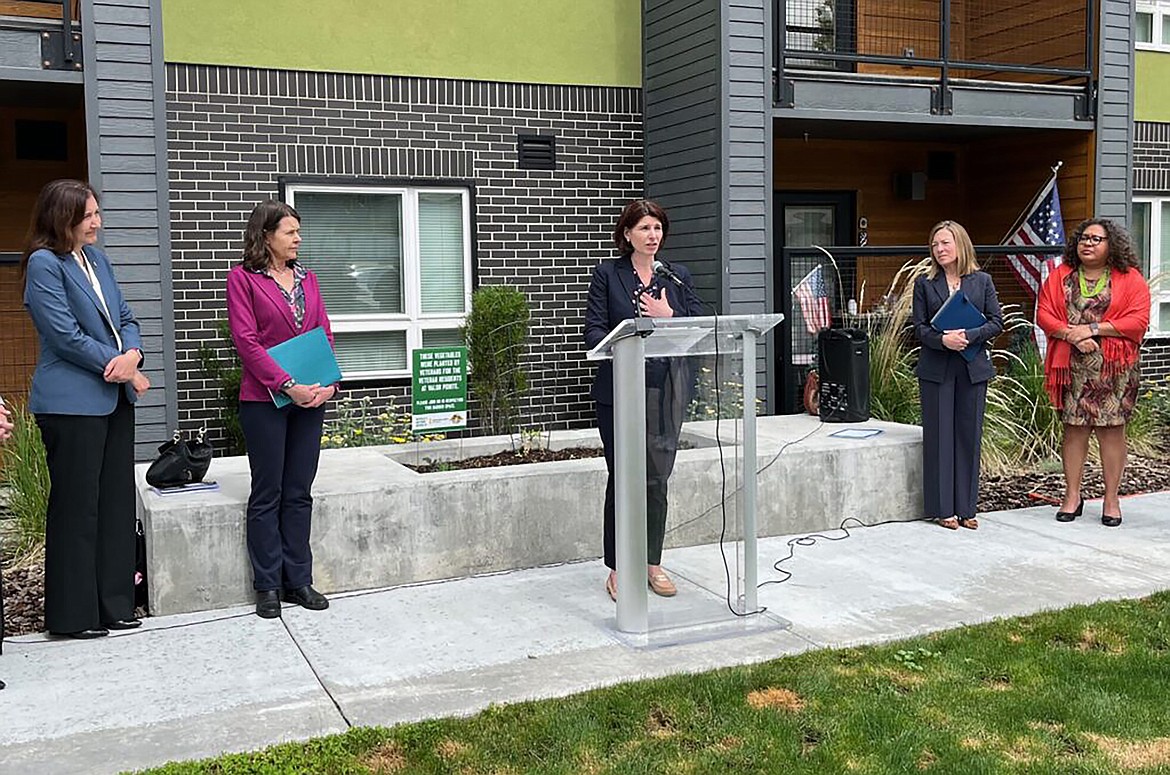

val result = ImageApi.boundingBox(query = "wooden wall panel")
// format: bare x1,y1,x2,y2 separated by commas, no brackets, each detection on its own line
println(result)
0,0,80,20
774,129,1095,312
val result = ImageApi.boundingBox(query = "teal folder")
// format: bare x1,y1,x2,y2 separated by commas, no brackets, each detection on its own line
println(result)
266,326,342,407
930,289,987,363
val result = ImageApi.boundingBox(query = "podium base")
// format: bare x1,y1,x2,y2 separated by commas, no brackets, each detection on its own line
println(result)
608,570,790,650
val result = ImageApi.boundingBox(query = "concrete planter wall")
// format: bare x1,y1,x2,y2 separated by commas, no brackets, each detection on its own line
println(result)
137,417,923,615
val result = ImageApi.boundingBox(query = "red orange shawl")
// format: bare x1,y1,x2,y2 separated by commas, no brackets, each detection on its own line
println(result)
1036,264,1150,409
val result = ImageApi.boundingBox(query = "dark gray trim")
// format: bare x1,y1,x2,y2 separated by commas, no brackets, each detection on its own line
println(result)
1094,0,1134,221
0,65,83,83
80,0,102,195
149,0,178,435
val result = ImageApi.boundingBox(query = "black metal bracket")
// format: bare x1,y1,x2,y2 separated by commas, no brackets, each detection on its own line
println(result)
1075,82,1097,121
41,29,83,71
776,70,795,109
930,84,953,115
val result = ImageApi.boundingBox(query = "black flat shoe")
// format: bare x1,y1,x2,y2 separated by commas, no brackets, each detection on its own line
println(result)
104,618,141,631
1102,514,1123,527
284,585,329,611
1055,498,1085,523
51,628,109,639
256,590,282,619
0,679,5,690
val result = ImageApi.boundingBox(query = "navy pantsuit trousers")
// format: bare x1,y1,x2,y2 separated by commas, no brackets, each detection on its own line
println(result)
919,353,987,520
239,401,325,592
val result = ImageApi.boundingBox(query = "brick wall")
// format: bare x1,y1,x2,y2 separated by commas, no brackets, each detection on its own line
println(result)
166,64,643,446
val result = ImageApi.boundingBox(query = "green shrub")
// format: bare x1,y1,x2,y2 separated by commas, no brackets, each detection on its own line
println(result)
0,402,49,563
196,319,246,455
461,286,530,435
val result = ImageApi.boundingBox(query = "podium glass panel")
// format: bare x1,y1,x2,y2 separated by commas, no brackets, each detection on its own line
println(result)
586,314,790,646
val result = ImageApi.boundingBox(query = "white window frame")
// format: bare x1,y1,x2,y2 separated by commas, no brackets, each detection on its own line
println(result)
285,183,473,379
1131,196,1169,335
1136,2,1170,51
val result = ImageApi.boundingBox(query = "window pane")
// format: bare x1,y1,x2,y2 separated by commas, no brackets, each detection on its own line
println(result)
422,329,464,348
418,192,466,314
1163,14,1170,46
333,330,407,374
1160,201,1170,276
1160,302,1170,332
1137,11,1153,43
296,191,404,316
1132,201,1151,277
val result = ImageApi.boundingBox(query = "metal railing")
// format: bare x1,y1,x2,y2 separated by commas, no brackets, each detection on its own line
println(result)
775,0,1094,116
3,0,81,70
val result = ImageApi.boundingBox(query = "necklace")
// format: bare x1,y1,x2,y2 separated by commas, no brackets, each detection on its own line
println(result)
1078,267,1108,298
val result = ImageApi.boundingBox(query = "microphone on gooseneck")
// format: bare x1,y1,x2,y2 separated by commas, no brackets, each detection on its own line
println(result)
652,259,683,286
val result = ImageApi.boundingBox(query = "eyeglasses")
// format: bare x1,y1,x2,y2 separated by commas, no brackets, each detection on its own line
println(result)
1077,234,1107,246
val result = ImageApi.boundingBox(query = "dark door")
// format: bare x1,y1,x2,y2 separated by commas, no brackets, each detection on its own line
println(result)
774,191,854,413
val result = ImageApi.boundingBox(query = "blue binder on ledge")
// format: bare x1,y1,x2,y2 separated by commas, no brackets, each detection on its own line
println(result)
930,289,987,363
266,326,342,407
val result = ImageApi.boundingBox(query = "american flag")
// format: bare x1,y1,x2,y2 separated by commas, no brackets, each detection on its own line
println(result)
1005,177,1065,299
794,264,832,334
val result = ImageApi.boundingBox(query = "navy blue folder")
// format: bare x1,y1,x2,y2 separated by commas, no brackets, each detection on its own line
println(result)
266,326,342,407
930,289,987,363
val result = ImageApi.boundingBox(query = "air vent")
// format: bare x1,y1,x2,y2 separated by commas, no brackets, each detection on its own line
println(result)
517,134,556,170
15,119,68,161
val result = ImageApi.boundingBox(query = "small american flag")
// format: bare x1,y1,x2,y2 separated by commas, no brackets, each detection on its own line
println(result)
794,264,832,334
1005,178,1065,300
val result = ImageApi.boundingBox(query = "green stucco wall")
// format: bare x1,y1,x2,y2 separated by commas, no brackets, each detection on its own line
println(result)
1136,51,1170,122
161,0,641,87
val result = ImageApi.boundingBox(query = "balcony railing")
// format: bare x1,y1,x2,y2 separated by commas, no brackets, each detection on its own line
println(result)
0,0,81,71
775,0,1095,115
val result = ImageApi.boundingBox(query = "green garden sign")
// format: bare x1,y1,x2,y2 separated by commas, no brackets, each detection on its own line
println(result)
411,347,468,432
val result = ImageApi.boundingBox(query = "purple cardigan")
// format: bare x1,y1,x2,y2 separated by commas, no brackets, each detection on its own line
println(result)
226,264,336,402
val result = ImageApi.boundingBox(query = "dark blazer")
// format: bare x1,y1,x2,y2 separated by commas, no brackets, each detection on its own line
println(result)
584,255,705,405
24,245,143,415
912,270,1003,384
226,263,335,402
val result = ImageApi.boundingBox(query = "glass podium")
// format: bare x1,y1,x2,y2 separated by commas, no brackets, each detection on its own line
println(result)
587,313,786,644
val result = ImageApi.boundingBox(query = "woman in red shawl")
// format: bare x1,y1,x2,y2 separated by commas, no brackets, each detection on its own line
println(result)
1037,218,1150,527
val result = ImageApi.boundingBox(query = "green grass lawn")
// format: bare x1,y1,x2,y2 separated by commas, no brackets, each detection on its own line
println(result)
137,592,1170,774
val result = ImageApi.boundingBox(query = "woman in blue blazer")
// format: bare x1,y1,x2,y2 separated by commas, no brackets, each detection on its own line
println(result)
584,199,704,601
912,220,1003,530
22,180,150,639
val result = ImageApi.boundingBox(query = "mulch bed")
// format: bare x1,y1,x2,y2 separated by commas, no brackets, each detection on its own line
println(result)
4,454,1168,639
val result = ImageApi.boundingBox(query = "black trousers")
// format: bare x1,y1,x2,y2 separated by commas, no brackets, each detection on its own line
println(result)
597,361,688,570
239,401,325,592
919,354,988,520
37,393,136,633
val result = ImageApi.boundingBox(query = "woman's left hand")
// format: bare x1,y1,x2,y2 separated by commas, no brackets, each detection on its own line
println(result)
1075,338,1100,354
130,370,151,397
639,290,674,318
304,384,336,409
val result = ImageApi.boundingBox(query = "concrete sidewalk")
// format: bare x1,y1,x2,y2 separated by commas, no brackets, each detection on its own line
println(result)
2,493,1168,774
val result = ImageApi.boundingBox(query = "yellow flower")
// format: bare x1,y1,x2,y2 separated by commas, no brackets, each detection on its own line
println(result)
354,429,363,436
332,435,344,445
392,436,407,443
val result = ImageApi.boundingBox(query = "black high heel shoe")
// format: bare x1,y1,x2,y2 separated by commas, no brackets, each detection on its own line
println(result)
1055,498,1084,523
1101,512,1122,527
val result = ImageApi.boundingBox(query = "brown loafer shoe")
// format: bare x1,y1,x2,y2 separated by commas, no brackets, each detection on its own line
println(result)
648,571,677,597
958,517,979,530
936,517,960,530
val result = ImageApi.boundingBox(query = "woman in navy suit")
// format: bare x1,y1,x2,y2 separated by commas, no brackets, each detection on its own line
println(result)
22,179,150,639
227,200,337,619
585,199,704,601
912,220,1003,530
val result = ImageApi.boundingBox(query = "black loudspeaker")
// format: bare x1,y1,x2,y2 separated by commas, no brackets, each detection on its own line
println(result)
818,328,870,423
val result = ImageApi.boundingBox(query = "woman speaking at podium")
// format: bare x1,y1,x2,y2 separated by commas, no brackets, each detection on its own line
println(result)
912,220,1003,531
584,199,704,602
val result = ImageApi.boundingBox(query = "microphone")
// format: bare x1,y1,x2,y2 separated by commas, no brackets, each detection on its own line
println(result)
652,259,683,286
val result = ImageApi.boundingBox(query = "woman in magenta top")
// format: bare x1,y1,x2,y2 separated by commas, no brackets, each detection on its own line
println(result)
227,199,337,619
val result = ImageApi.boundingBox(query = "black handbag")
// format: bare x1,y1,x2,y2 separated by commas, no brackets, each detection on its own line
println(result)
145,428,213,489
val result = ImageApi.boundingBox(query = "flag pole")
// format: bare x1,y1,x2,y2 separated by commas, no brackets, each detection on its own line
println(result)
1000,161,1063,244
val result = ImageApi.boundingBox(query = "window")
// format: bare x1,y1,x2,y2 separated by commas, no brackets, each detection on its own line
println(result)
1136,2,1170,51
285,184,472,379
1131,198,1170,334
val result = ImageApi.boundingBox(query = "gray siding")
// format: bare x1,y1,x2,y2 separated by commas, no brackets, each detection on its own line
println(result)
82,0,177,459
643,0,721,304
1095,0,1134,222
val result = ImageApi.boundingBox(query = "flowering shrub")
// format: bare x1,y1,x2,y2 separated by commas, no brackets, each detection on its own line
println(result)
321,396,445,449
